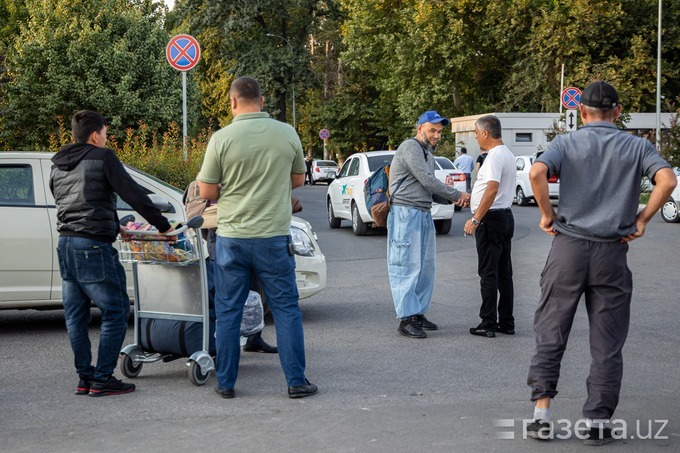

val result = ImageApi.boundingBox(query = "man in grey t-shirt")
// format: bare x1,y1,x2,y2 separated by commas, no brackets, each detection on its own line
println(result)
387,111,470,338
524,81,677,444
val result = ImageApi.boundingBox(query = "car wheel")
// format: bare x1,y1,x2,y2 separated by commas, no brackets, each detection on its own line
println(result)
434,219,452,235
352,202,368,236
311,179,316,185
327,198,342,228
661,198,680,223
516,187,529,206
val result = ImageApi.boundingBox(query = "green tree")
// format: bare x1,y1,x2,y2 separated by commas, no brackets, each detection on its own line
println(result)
0,0,189,149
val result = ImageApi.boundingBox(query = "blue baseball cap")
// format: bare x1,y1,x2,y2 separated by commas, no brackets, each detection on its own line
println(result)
417,110,450,126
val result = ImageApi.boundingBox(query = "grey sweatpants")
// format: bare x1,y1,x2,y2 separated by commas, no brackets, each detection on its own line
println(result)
527,234,632,420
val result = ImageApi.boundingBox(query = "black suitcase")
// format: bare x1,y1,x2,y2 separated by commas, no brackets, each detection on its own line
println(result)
139,317,216,357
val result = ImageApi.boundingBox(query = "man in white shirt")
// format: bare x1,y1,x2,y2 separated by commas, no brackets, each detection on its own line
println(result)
464,115,517,338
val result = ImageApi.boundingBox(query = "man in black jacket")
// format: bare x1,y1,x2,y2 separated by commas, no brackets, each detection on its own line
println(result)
50,110,172,397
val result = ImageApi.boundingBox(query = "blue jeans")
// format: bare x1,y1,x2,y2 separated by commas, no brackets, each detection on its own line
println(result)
214,235,307,388
387,205,436,319
57,236,130,381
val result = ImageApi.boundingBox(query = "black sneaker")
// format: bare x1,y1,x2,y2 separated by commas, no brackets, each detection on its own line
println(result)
417,315,438,330
526,419,553,440
496,324,515,335
582,426,615,446
398,316,426,338
215,386,235,399
76,379,92,395
469,324,495,338
88,376,136,397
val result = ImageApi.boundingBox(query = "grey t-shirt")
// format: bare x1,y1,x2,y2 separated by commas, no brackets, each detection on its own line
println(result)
389,138,464,211
537,121,670,241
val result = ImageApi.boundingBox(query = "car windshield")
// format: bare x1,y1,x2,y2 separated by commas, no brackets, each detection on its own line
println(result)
435,157,454,170
315,161,337,167
367,155,394,172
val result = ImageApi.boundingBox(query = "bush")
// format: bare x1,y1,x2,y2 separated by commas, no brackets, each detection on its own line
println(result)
49,118,213,190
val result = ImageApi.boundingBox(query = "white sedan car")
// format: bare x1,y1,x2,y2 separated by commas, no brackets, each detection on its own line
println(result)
326,150,455,235
434,156,467,211
0,152,326,309
660,168,680,223
515,154,559,206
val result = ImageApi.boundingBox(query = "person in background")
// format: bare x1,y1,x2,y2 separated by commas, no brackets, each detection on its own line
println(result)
305,155,313,185
525,81,677,445
198,76,317,399
453,147,475,193
464,115,516,339
50,110,173,397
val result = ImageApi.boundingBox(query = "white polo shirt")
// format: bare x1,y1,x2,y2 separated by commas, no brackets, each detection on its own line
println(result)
470,144,516,214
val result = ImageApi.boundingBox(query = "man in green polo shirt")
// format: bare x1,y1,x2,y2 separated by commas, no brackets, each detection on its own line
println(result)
197,76,317,399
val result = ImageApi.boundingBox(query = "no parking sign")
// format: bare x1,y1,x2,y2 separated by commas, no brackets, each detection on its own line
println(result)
166,34,201,72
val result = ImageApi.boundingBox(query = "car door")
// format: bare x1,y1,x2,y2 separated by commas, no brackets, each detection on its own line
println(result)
340,158,362,217
330,157,359,219
0,157,55,305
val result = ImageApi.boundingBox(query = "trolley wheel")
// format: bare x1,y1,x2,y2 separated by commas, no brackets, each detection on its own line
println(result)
120,353,142,378
188,361,210,386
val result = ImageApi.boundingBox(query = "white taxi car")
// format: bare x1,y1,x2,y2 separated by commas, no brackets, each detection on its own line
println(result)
0,152,326,309
326,150,455,235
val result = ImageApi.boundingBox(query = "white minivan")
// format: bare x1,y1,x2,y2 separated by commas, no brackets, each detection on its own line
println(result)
0,152,326,309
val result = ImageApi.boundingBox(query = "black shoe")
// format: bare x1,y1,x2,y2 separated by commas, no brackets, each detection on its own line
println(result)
76,379,92,395
88,376,135,397
582,426,615,446
417,315,438,331
288,379,318,399
398,317,427,338
526,419,553,440
215,386,235,399
496,324,515,335
469,324,495,338
243,332,278,353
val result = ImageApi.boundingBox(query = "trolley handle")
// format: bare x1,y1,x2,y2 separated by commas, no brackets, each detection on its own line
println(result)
119,215,204,238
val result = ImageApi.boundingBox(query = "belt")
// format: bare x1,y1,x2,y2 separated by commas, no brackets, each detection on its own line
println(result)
488,207,512,212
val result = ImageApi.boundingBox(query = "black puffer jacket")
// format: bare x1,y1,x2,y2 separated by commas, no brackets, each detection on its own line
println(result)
50,143,171,243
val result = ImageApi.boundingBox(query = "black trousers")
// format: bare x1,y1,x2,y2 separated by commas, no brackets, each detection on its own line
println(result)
527,234,632,420
474,209,514,328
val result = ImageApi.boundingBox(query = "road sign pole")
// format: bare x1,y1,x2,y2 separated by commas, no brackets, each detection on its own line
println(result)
182,71,187,161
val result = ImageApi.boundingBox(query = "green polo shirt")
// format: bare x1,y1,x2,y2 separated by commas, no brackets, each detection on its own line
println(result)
198,112,306,238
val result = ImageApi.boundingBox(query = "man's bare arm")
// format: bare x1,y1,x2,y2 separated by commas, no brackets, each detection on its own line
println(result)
621,167,677,243
291,173,305,189
529,162,558,235
197,180,220,201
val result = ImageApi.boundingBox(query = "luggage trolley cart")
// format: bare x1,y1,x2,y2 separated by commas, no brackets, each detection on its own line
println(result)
117,216,215,386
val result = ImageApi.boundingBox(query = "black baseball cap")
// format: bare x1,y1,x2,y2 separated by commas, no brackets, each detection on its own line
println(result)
580,81,619,109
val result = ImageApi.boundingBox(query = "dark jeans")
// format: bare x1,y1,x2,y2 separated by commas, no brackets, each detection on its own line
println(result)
464,173,472,193
57,236,130,381
213,235,307,388
474,209,514,329
528,234,632,420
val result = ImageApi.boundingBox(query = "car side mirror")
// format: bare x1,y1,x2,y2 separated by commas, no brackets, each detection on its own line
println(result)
148,194,174,213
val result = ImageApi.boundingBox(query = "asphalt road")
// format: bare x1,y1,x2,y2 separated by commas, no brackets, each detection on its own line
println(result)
1,184,679,452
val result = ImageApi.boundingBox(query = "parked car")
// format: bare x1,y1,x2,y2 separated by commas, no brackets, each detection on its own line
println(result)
311,160,338,185
0,152,326,309
514,153,559,206
326,150,455,235
434,156,467,211
660,168,680,223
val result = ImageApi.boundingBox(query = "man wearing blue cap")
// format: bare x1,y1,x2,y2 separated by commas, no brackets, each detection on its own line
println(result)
387,110,470,338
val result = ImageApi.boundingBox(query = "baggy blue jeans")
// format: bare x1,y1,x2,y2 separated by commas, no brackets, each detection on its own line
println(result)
387,205,436,319
57,236,130,381
214,235,307,389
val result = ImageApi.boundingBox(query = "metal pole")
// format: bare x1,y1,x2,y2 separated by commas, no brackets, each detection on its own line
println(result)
182,71,188,160
560,63,564,115
656,0,662,151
